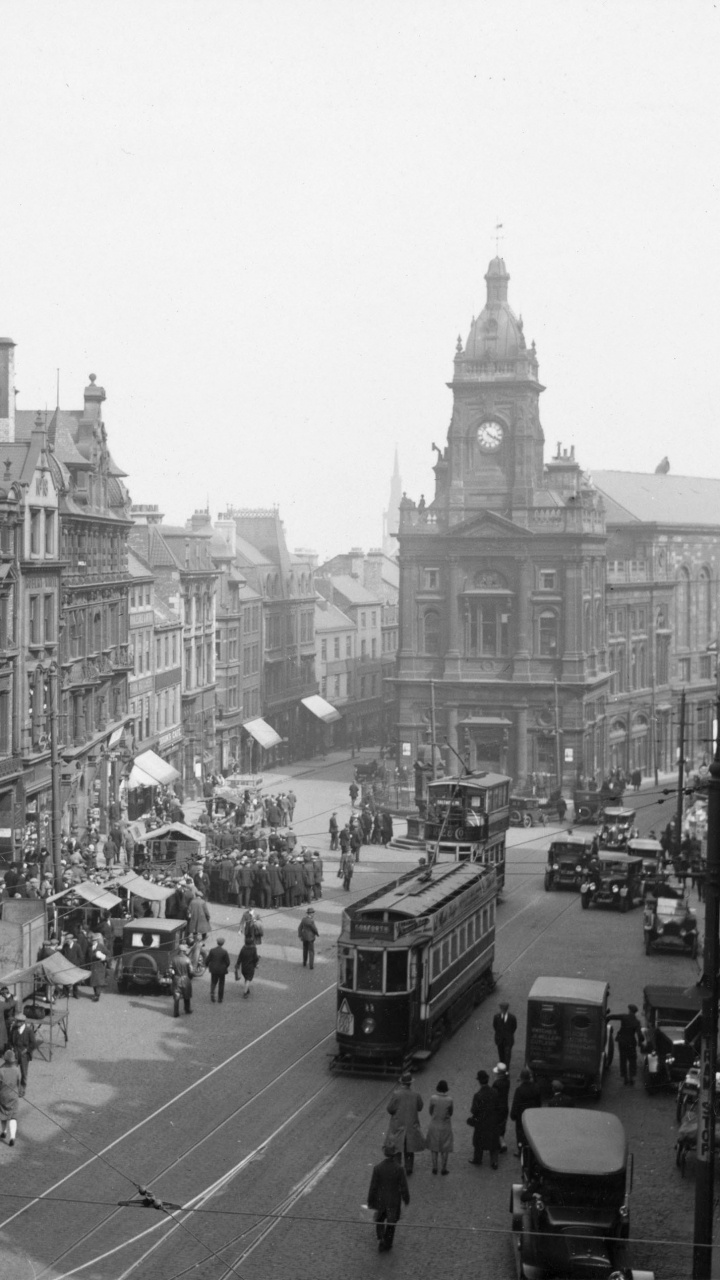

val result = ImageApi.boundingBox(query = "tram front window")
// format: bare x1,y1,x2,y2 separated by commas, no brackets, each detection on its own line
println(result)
340,948,354,989
356,950,383,992
386,950,408,993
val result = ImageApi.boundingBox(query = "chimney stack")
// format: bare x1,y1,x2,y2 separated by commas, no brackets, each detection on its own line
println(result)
0,338,16,443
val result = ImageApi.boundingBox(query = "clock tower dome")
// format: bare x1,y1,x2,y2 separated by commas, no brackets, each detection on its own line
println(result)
436,257,545,524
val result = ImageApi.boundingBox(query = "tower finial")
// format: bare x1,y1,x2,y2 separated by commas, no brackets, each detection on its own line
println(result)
494,221,504,255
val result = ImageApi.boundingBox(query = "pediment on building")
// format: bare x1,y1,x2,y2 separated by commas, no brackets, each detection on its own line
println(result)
449,510,533,540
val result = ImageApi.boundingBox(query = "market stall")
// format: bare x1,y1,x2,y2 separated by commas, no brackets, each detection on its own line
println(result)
132,823,206,876
0,951,89,1060
45,880,124,940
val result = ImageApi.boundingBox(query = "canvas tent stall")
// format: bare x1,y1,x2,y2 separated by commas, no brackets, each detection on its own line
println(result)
45,880,124,939
133,823,206,876
0,952,89,1060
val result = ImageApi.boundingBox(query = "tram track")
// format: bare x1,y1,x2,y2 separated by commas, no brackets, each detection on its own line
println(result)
1,821,583,1280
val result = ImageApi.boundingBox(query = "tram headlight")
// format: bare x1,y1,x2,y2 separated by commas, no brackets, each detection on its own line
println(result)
362,1017,376,1035
575,864,582,873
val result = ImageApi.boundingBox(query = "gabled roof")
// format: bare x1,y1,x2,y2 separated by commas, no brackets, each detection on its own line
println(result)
322,574,382,606
593,471,720,527
314,600,354,632
127,548,153,579
128,524,179,570
153,597,181,627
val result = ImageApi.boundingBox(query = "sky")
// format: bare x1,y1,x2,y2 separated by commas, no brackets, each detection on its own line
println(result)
0,1,718,561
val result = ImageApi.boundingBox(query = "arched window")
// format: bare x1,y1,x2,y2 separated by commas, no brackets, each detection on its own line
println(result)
538,611,559,657
697,567,711,645
676,567,690,647
422,609,441,654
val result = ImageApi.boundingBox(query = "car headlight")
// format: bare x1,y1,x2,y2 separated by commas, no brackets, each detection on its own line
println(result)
589,882,596,891
575,864,582,873
612,884,619,893
553,864,560,871
362,1017,376,1035
666,1055,675,1065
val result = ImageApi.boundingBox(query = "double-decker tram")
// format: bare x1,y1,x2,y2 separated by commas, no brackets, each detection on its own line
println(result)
424,772,511,889
331,861,497,1075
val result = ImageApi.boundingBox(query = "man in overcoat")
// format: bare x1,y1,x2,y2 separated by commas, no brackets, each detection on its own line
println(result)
469,1069,502,1168
492,1000,517,1067
170,944,193,1016
10,1013,38,1091
385,1071,425,1175
611,1002,644,1085
367,1145,410,1253
206,936,231,1003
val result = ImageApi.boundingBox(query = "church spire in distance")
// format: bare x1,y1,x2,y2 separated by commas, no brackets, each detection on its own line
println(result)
383,446,402,557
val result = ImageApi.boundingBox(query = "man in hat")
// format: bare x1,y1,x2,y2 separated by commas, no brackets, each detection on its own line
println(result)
469,1070,502,1168
510,1068,542,1156
367,1143,410,1254
298,908,319,969
385,1072,425,1176
611,1002,644,1086
10,1014,38,1093
206,936,231,1003
328,812,339,851
547,1079,575,1107
0,1048,21,1146
492,1000,517,1068
311,852,323,900
170,945,193,1017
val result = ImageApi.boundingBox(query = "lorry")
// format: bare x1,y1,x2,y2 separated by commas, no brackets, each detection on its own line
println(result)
526,976,614,1097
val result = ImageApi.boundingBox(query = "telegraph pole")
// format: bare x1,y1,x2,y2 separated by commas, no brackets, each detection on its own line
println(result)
676,688,686,857
47,663,64,893
429,680,437,780
692,688,720,1278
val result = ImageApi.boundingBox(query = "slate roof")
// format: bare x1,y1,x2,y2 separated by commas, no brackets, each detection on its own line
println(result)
127,548,153,579
593,471,720,527
128,525,179,570
323,574,382,606
314,600,354,632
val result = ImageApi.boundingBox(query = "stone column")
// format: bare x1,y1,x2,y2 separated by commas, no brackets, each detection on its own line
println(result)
445,561,462,679
516,705,528,786
514,560,532,680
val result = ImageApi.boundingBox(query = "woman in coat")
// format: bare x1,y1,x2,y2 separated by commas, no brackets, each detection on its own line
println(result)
0,1048,21,1146
385,1071,425,1175
426,1079,454,1175
469,1070,502,1168
238,940,259,998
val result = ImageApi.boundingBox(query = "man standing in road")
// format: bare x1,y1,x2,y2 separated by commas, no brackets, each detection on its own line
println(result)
311,852,323,899
328,812,339,851
207,936,231,1004
349,780,359,807
385,1071,425,1176
298,907,319,969
170,944,193,1017
367,1144,410,1254
612,1002,644,1086
9,1014,37,1093
492,1000,517,1068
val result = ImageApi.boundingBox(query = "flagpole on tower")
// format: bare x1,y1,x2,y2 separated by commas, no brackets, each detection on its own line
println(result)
495,221,504,255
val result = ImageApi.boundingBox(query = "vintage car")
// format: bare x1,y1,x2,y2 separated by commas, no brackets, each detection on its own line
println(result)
643,889,698,957
572,788,605,824
641,984,702,1094
510,1108,654,1279
626,837,666,897
543,832,596,892
115,919,189,992
580,853,644,912
510,795,545,828
598,807,638,852
525,977,614,1097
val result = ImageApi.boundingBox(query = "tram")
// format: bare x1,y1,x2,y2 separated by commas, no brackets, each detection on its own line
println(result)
424,772,511,889
331,860,497,1075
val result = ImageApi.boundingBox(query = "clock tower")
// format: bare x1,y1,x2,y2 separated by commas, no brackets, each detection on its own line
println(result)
436,257,545,523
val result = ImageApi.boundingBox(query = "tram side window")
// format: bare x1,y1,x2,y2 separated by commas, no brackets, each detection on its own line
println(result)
481,907,488,934
356,950,383,992
432,948,441,978
340,949,354,989
386,950,409,993
441,940,449,970
489,901,495,926
467,917,474,945
459,924,467,952
450,932,458,962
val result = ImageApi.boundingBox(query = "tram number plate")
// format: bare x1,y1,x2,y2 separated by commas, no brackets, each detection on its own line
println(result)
337,1002,354,1036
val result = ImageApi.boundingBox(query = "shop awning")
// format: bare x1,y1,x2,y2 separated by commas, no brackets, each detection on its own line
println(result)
110,872,175,902
301,695,341,724
128,749,181,790
243,718,282,750
0,951,89,989
46,880,123,910
108,726,125,748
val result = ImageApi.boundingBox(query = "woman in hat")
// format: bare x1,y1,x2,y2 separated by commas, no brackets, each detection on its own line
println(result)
491,1063,510,1153
0,1048,21,1146
426,1079,454,1175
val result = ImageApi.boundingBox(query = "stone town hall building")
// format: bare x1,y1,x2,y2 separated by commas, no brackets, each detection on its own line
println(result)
395,257,720,787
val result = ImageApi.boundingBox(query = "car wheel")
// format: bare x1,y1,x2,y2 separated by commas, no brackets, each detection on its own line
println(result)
581,895,589,909
522,813,533,828
544,872,552,892
129,953,159,987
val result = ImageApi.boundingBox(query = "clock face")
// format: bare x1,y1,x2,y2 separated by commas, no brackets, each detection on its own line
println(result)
476,420,504,451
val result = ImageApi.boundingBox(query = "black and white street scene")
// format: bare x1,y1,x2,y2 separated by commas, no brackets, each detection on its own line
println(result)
0,3,718,1278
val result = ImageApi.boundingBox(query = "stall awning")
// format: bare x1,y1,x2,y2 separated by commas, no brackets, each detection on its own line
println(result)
108,726,125,748
0,951,89,989
46,880,123,910
243,718,282,749
134,822,205,847
301,695,341,724
110,872,175,902
128,749,181,790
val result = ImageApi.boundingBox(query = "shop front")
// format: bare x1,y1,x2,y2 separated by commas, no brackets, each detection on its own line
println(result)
300,694,341,755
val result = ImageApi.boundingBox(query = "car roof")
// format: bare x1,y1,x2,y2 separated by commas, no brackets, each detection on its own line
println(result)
643,984,702,1013
528,977,609,1005
627,838,663,852
123,919,185,934
548,833,595,847
601,808,636,819
596,852,642,867
523,1109,627,1175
